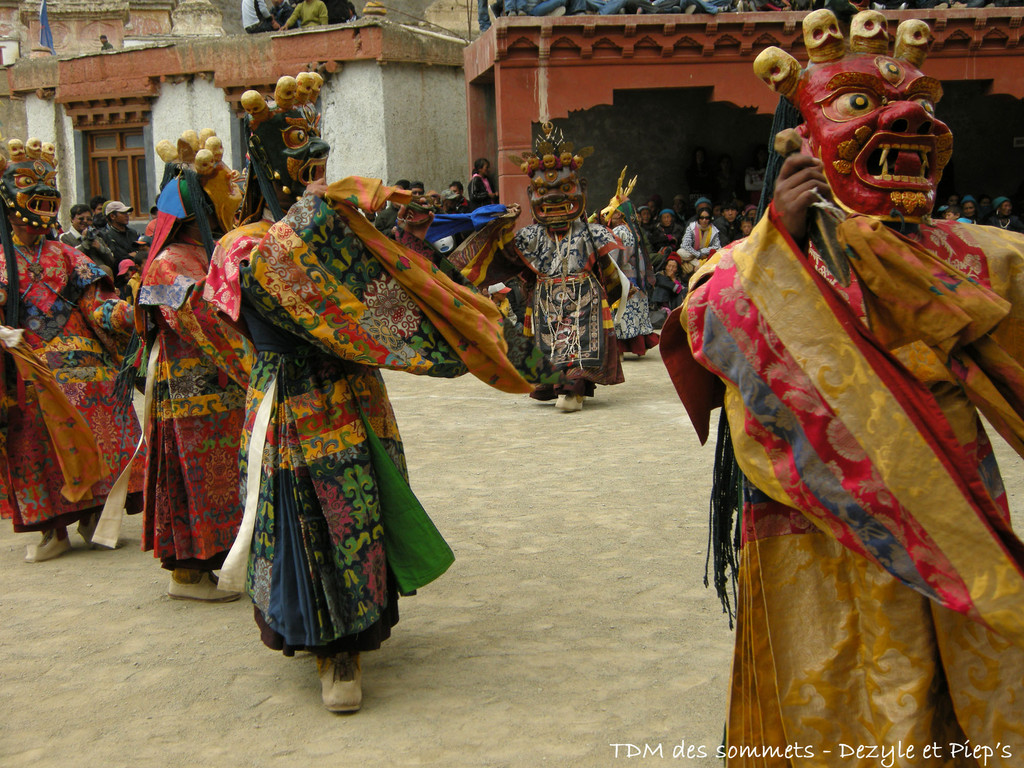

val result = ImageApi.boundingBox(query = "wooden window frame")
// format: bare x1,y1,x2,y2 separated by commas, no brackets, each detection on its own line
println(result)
87,128,147,214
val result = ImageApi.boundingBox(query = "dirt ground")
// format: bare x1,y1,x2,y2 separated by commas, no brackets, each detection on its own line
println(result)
2,346,1022,767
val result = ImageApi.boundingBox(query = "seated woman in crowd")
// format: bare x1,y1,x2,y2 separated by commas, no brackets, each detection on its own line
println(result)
959,195,978,223
648,254,686,329
652,208,685,252
678,206,720,265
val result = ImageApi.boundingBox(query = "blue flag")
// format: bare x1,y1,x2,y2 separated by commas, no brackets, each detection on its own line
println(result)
39,0,55,54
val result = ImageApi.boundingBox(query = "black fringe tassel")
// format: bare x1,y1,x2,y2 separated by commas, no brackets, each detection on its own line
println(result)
113,329,145,413
1,208,20,326
704,95,805,628
704,415,742,628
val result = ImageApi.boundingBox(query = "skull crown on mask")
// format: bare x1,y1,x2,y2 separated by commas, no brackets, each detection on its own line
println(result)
509,122,594,230
0,138,61,231
240,73,328,202
754,11,952,221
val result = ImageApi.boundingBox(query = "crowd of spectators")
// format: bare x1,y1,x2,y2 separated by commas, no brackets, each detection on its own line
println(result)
369,170,484,248
242,0,357,34
55,196,154,284
480,0,1024,29
51,149,1023,323
937,193,1024,232
627,146,1024,326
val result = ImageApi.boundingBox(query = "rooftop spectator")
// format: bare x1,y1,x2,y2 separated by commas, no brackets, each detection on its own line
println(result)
284,0,328,29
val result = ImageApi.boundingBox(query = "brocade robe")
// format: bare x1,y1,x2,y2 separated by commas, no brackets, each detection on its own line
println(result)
662,208,1024,766
0,239,142,531
610,223,658,355
205,181,556,651
512,220,625,387
137,238,253,567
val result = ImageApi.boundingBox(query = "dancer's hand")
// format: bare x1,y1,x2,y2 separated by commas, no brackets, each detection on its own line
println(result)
304,178,329,199
773,154,830,244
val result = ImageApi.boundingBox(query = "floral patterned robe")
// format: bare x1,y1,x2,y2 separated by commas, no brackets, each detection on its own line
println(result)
205,180,556,653
0,239,141,531
137,238,253,567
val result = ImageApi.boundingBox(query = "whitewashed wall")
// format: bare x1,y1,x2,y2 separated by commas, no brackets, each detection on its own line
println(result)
380,63,468,192
150,77,235,197
24,94,76,228
319,60,467,190
320,61,388,182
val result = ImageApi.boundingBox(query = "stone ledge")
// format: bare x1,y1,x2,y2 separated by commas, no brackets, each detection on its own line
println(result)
4,19,466,103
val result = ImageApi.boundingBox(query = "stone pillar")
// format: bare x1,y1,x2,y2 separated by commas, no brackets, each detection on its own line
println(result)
170,0,223,36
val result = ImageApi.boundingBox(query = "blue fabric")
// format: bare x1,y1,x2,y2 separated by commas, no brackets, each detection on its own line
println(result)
478,0,491,29
137,273,197,311
39,0,55,53
266,471,321,647
157,180,188,219
425,204,506,242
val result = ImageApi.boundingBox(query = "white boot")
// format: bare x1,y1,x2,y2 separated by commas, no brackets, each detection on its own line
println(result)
317,652,362,713
167,569,241,602
25,530,71,563
554,394,584,413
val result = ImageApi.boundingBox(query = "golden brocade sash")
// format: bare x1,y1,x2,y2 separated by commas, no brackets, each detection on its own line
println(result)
0,326,107,502
839,217,1024,457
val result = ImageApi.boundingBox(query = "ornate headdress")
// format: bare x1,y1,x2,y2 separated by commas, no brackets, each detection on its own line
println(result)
154,128,243,236
508,122,593,178
600,166,637,223
0,137,62,325
0,138,60,230
239,72,324,129
508,123,594,229
238,72,328,221
753,10,951,221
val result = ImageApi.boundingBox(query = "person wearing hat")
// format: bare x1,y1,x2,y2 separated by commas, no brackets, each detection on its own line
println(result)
0,137,140,562
651,207,684,254
602,175,660,357
985,196,1024,233
97,200,141,267
446,181,470,214
204,74,556,712
959,194,978,224
486,282,518,324
686,196,713,227
133,233,152,262
664,13,1024,755
115,258,140,301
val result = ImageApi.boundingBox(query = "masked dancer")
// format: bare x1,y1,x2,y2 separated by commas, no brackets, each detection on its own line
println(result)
134,129,252,600
0,138,140,562
662,12,1024,761
204,73,557,712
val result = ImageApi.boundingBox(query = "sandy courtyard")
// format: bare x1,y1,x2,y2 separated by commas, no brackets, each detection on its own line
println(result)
0,347,737,767
2,345,1021,767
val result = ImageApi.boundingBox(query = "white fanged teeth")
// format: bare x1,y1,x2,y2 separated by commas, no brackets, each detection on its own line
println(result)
870,144,931,181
